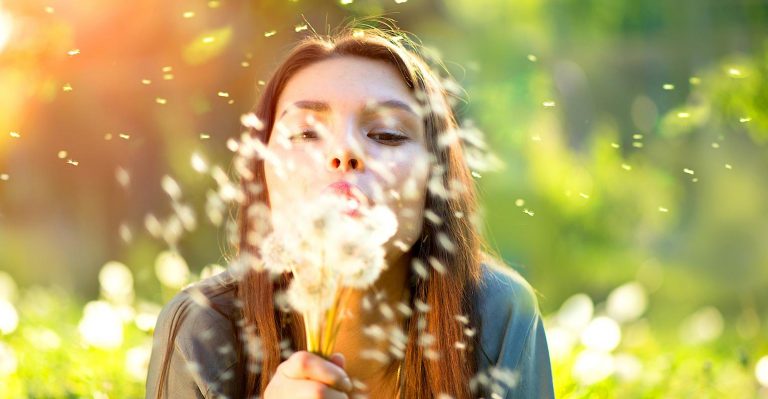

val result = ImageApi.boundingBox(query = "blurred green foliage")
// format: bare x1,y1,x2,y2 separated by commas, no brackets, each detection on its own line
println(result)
1,0,767,397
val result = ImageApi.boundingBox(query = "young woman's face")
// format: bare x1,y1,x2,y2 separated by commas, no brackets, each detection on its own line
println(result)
264,56,430,261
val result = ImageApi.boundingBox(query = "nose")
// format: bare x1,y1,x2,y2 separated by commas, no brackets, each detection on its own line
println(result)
327,148,365,172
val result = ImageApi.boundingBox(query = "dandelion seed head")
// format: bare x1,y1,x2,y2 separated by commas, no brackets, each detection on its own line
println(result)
572,349,614,385
0,342,17,376
99,261,134,303
679,306,723,344
581,316,621,352
0,300,18,335
78,300,123,349
154,251,190,289
606,282,647,323
556,293,594,333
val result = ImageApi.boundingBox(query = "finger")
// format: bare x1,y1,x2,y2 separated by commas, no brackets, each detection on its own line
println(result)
280,351,352,392
291,379,349,399
329,352,346,369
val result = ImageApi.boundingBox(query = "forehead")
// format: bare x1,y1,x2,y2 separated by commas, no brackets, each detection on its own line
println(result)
275,56,417,115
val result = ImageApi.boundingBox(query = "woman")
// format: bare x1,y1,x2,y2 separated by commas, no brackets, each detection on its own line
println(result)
146,24,554,399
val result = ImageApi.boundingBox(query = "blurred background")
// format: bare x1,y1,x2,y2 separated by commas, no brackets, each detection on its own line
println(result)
1,0,767,397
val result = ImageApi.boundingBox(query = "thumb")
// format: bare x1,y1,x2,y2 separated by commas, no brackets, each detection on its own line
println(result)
329,352,346,369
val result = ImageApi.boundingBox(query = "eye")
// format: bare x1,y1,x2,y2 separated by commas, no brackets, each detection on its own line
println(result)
367,131,409,145
289,129,319,141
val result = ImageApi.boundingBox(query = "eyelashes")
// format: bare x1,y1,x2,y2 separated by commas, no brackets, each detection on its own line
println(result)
288,128,411,145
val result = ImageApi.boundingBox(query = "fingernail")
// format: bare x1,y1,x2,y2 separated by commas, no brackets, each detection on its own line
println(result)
342,376,353,391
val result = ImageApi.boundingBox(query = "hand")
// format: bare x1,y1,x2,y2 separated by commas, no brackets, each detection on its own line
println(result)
264,351,353,399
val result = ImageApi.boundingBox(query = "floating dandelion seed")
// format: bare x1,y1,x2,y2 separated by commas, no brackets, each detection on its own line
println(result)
632,142,643,148
739,117,751,123
295,24,308,32
514,199,524,207
115,166,131,187
610,142,620,148
217,91,229,97
579,193,589,199
711,142,720,149
727,68,742,77
199,133,210,140
683,168,694,175
161,175,182,200
202,36,215,43
264,30,277,37
241,113,264,130
119,133,130,140
677,112,690,118
241,61,250,67
79,301,124,349
45,6,54,13
191,152,208,173
471,171,482,179
527,54,537,62
207,0,220,8
258,80,265,86
119,223,132,243
689,76,701,85
340,0,353,4
182,11,195,18
542,101,556,107
395,0,408,3
725,164,732,170
523,209,534,216
141,79,151,85
0,300,18,335
162,66,172,72
0,174,9,181
662,83,674,90
658,206,668,213
621,163,632,171
66,159,79,166
163,73,174,80
632,134,643,140
155,97,167,105
67,48,80,56
104,133,113,140
679,306,724,344
9,131,19,138
557,293,594,333
62,83,73,92
531,134,542,141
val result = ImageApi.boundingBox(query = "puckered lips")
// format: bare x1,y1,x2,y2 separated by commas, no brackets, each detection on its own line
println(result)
322,181,372,217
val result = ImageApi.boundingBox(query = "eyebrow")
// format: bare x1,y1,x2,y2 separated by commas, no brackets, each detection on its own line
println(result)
278,99,419,120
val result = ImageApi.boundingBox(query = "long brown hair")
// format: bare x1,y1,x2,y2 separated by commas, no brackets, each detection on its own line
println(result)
157,21,487,399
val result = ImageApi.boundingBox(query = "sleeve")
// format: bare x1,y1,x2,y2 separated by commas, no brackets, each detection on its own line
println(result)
474,264,555,399
145,291,243,399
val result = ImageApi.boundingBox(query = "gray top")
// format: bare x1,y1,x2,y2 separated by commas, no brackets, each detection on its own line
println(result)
146,263,554,398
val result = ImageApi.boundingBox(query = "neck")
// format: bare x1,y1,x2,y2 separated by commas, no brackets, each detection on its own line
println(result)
331,251,412,386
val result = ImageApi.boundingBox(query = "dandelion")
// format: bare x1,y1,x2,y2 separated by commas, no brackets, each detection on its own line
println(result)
261,195,397,356
154,250,190,289
572,349,614,385
606,282,647,323
581,316,621,352
99,261,134,304
0,299,18,335
756,355,768,387
0,342,17,376
66,159,79,166
78,301,123,349
125,345,152,382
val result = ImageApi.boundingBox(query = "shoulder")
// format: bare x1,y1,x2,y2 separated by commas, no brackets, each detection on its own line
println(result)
475,260,543,366
147,270,242,397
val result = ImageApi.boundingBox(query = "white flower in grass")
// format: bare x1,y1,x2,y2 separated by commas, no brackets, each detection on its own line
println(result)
0,299,18,335
78,300,123,349
0,342,17,376
99,261,134,303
